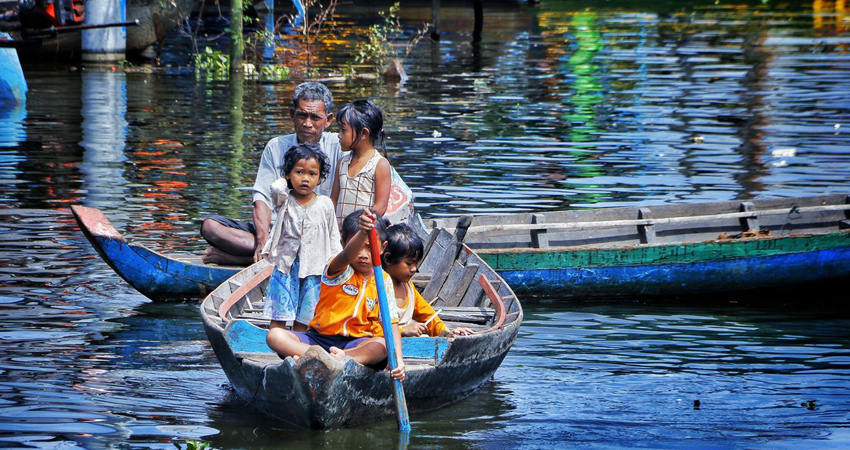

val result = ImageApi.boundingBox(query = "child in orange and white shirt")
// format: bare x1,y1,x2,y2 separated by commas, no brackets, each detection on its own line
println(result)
383,223,473,338
266,210,405,381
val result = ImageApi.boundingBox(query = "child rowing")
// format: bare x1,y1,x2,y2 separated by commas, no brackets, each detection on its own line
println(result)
261,143,341,333
266,210,405,381
383,223,474,337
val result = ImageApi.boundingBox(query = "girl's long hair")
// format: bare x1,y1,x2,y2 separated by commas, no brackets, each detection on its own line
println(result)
336,99,388,158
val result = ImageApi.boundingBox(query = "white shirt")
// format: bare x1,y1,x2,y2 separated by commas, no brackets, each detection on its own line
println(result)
261,179,343,278
251,132,343,221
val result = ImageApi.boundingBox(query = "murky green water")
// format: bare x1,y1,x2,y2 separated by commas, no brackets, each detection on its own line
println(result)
2,0,850,448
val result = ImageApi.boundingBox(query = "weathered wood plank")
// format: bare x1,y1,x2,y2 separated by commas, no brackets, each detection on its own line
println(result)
638,207,656,245
442,263,479,308
740,202,759,231
531,214,549,248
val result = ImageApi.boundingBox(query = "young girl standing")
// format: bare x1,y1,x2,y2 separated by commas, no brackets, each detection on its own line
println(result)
332,99,393,229
382,223,474,337
262,143,342,332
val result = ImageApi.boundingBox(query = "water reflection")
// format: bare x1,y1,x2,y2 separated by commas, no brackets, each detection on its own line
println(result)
80,71,128,210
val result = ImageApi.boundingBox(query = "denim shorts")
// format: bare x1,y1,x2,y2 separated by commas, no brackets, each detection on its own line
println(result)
263,258,321,325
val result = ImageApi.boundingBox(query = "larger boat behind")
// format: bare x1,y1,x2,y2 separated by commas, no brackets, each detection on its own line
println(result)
425,194,850,298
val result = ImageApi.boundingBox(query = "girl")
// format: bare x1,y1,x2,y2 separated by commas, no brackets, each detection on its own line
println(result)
382,223,474,337
262,143,342,332
332,99,394,229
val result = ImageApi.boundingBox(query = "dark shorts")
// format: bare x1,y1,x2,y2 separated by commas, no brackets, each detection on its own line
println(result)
293,330,372,353
202,215,256,246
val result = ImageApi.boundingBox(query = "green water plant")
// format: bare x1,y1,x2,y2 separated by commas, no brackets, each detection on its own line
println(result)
173,439,212,450
353,2,430,80
195,46,230,76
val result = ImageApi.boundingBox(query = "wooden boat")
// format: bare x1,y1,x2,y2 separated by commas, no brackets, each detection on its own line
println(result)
423,194,850,298
71,205,239,300
199,223,522,429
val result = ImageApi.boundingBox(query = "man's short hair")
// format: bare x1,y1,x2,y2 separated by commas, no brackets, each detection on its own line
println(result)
293,82,334,115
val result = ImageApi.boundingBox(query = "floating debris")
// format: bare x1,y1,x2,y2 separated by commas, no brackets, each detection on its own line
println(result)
690,136,704,144
802,400,818,410
771,148,796,157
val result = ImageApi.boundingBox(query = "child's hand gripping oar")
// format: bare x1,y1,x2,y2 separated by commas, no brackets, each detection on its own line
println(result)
369,226,411,433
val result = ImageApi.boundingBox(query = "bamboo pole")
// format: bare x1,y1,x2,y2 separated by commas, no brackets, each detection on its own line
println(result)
230,0,244,73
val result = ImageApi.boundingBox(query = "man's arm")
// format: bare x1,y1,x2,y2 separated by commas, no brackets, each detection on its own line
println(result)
252,201,272,262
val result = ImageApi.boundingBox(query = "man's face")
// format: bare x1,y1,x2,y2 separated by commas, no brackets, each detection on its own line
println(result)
290,99,332,144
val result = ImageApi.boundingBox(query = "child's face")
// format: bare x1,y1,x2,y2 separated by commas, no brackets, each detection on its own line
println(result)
286,157,321,198
352,238,375,275
386,257,419,284
337,118,356,151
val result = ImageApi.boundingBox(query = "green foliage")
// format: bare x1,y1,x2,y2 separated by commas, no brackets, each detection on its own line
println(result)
341,61,357,79
259,64,291,80
195,47,230,77
353,2,430,77
354,3,402,73
173,439,211,450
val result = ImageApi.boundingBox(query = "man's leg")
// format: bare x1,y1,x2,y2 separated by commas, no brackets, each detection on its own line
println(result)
200,218,256,265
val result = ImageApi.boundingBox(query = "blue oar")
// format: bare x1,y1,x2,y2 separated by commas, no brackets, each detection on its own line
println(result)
369,227,411,432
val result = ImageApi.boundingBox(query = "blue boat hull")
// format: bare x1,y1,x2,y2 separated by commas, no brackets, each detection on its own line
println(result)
496,247,850,297
72,205,239,300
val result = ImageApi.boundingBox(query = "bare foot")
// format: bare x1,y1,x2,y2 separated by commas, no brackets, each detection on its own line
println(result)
292,355,300,362
329,346,346,360
202,247,253,265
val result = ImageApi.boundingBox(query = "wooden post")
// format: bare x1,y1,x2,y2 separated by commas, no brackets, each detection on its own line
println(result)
530,214,549,248
472,0,483,42
842,195,850,229
740,202,759,231
230,0,244,73
82,0,126,62
638,208,656,244
431,0,441,41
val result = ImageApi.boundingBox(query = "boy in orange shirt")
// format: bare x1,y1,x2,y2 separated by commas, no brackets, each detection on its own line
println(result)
266,210,405,381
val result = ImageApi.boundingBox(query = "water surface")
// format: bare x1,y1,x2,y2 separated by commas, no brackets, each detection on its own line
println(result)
1,0,849,448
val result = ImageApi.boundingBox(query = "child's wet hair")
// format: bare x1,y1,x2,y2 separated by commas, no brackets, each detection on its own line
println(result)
383,223,424,266
341,209,389,243
336,99,387,158
280,142,330,189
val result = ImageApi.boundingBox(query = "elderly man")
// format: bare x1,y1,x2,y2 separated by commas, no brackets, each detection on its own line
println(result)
201,82,342,265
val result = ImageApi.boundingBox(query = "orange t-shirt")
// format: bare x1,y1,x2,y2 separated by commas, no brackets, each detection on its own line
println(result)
397,281,448,337
309,264,399,338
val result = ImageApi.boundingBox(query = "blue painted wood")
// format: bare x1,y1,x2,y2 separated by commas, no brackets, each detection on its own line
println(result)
369,227,411,432
92,234,237,299
225,319,451,361
498,247,850,296
0,33,27,104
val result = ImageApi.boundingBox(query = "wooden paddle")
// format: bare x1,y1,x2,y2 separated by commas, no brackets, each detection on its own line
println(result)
369,227,411,432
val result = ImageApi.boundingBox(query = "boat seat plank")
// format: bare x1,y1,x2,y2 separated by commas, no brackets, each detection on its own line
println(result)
218,265,274,321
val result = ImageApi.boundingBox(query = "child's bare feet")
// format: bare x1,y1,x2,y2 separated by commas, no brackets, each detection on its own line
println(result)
329,346,346,360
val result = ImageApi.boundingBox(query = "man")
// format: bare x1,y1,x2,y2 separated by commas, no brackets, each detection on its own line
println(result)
201,82,343,265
